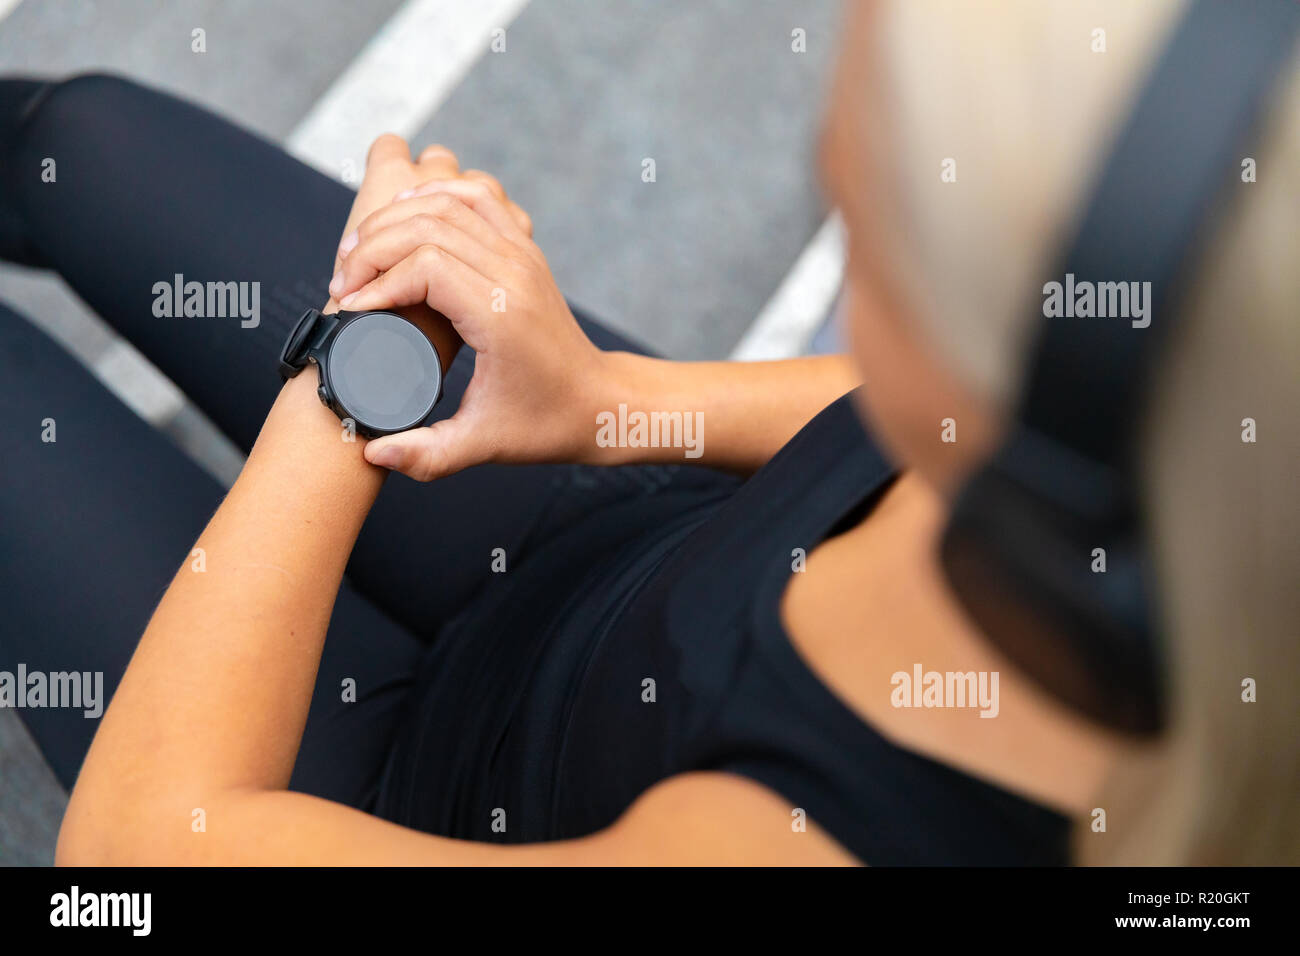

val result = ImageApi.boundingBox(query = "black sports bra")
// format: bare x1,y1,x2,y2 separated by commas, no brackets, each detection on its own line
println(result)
554,392,1070,864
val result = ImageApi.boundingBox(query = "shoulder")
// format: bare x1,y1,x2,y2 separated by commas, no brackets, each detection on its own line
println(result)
597,771,861,866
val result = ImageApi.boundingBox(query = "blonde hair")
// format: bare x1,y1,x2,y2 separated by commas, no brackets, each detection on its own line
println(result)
871,0,1300,864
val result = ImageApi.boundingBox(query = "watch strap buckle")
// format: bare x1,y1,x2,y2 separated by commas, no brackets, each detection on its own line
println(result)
279,308,325,380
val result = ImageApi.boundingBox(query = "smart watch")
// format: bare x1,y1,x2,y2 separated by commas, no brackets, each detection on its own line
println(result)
278,308,443,438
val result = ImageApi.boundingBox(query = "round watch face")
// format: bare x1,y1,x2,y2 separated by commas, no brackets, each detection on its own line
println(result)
326,312,441,434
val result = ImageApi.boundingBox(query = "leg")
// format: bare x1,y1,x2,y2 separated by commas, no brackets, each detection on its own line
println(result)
0,73,728,639
0,300,423,807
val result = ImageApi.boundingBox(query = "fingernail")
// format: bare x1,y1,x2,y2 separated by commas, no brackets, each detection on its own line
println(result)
340,291,359,306
338,230,359,256
329,271,344,295
394,189,415,201
369,446,401,469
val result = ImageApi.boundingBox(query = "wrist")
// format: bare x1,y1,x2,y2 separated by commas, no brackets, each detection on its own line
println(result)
251,365,387,493
578,350,673,466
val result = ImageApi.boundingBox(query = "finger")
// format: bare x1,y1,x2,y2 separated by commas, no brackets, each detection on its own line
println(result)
339,189,519,262
416,143,460,175
458,169,506,201
332,213,508,300
339,244,495,337
504,199,532,237
454,171,532,235
366,133,411,170
365,413,492,482
393,179,532,245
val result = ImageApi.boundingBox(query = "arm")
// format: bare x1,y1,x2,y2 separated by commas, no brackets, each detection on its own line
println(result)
589,351,859,472
57,368,379,862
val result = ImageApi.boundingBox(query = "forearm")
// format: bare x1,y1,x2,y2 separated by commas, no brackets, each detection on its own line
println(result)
60,368,382,860
588,351,860,472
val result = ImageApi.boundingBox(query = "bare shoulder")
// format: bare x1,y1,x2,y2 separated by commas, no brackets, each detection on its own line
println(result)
598,771,860,866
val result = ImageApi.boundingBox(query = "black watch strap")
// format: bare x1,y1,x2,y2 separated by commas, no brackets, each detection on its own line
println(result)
278,308,342,380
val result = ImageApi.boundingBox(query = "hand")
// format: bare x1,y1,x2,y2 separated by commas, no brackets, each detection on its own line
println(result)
328,136,531,368
335,142,532,253
329,179,610,481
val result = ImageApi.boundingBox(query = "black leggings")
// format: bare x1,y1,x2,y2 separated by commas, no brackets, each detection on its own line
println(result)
0,74,713,809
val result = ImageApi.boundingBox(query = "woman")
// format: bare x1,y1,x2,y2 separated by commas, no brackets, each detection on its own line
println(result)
2,0,1295,865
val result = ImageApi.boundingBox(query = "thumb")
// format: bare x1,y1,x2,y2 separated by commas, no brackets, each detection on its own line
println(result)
364,414,489,481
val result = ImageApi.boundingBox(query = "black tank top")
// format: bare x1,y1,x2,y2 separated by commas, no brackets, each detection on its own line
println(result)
375,392,1070,864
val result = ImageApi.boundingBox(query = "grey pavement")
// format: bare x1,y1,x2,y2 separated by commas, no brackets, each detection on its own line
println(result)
0,0,840,864
420,0,838,357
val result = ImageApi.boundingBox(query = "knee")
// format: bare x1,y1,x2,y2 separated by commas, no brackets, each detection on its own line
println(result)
20,71,148,130
4,71,159,194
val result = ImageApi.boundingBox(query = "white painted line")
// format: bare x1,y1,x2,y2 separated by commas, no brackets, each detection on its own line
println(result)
731,213,845,360
288,0,532,178
90,340,187,426
0,0,23,26
729,213,846,361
